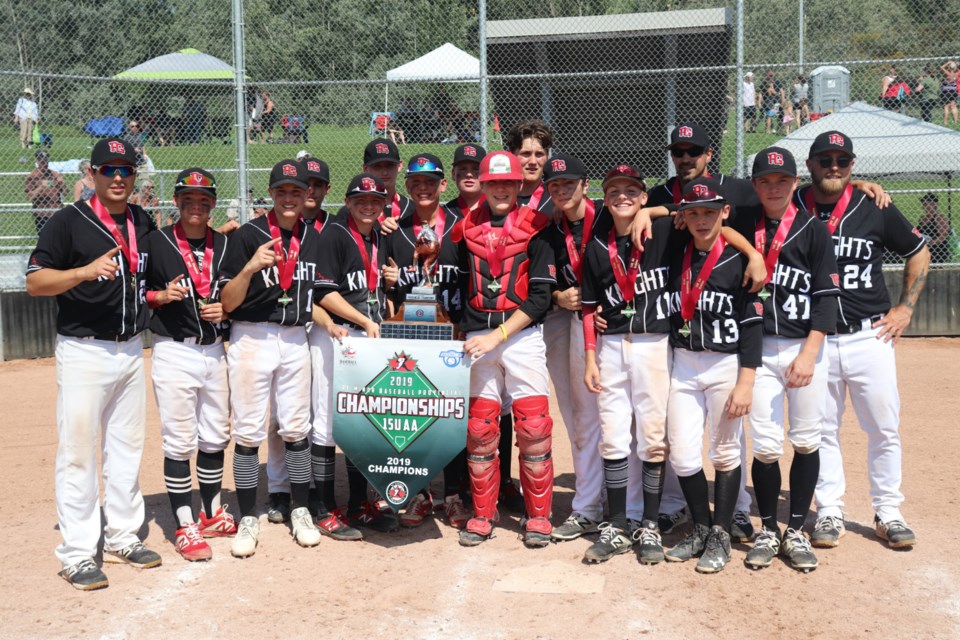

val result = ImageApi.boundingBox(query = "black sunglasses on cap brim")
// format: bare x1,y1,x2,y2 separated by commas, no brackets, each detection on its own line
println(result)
670,147,705,158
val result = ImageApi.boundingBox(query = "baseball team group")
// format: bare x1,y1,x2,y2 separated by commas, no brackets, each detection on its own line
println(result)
25,116,930,592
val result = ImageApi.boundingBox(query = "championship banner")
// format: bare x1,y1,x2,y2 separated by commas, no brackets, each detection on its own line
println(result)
332,337,470,511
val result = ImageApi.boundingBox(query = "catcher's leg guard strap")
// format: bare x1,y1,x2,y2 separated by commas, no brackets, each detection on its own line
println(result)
467,451,500,519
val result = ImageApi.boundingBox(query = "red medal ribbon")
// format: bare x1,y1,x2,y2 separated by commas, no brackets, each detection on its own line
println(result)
680,236,727,322
528,182,544,210
347,216,379,293
90,195,138,274
608,226,641,305
562,198,596,284
172,222,214,298
671,171,712,205
804,183,853,234
457,194,485,216
754,202,797,286
312,211,326,235
266,210,301,293
478,204,518,280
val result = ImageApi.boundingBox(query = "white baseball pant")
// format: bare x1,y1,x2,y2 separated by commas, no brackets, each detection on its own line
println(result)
816,323,904,522
751,336,827,463
151,337,231,460
544,309,603,521
468,325,551,401
54,335,146,569
227,321,311,447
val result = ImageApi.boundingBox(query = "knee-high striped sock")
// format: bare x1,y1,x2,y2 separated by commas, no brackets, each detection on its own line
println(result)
164,457,193,525
345,456,368,511
641,460,665,524
196,450,224,517
233,445,260,517
311,444,336,515
284,438,312,509
603,457,629,530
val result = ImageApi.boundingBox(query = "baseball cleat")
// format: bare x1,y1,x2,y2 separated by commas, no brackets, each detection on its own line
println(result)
583,523,633,563
731,511,755,542
459,516,495,547
744,527,781,570
551,512,601,542
317,509,364,541
499,480,525,514
443,495,470,530
633,520,665,565
810,515,845,548
657,509,689,535
874,516,916,549
175,522,213,562
267,492,291,524
347,502,400,532
522,517,552,549
665,523,710,562
60,558,109,591
291,507,322,547
400,492,433,528
781,528,818,572
231,516,260,558
696,526,732,574
198,505,237,537
103,541,162,569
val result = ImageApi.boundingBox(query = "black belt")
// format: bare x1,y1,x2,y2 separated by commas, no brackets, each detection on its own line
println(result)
172,336,223,346
79,334,137,343
837,314,884,335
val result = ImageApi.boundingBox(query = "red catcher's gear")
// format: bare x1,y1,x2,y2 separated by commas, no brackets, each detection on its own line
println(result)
513,395,554,522
467,397,502,519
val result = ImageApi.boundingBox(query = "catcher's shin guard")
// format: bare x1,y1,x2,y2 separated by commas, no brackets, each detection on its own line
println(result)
467,398,502,519
513,395,554,520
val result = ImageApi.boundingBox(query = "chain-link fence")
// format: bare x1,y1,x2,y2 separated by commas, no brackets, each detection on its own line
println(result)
0,0,957,288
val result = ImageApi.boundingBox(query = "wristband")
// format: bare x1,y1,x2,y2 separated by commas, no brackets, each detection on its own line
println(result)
499,324,509,342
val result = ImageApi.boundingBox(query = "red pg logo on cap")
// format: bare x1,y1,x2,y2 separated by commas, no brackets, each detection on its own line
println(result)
417,157,427,167
678,126,693,138
693,184,709,197
282,164,297,176
551,159,566,171
767,152,784,166
361,177,377,191
108,141,126,154
376,143,389,154
189,172,204,185
463,146,476,157
828,133,845,146
307,161,320,173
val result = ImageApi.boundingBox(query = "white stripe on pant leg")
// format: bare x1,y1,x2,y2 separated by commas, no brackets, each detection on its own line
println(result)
816,335,847,519
152,339,204,460
274,325,312,442
227,322,281,447
196,342,231,454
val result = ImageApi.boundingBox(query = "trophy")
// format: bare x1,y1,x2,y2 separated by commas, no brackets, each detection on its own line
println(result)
380,226,454,340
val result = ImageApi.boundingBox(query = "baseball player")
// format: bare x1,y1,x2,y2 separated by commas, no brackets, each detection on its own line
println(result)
27,137,161,590
538,153,606,542
315,173,399,534
381,153,470,529
445,143,486,219
455,151,557,548
796,131,930,550
219,159,324,557
743,148,840,572
662,177,763,574
144,168,236,562
337,138,411,231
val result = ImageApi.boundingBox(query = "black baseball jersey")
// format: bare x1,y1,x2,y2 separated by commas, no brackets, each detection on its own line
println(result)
517,183,554,218
145,226,229,341
794,186,926,325
27,200,156,338
544,198,603,291
304,208,333,231
218,215,322,326
582,215,683,336
666,242,762,367
746,206,841,338
647,174,758,240
382,208,464,321
315,215,387,328
336,193,412,221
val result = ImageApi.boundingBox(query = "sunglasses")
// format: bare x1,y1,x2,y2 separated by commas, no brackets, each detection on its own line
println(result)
682,189,725,204
175,172,217,189
407,159,443,175
816,155,852,169
670,146,705,159
96,164,137,178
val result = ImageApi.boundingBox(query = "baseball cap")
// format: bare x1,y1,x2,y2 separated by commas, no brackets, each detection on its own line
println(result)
752,147,798,179
345,173,388,199
667,122,711,150
269,159,308,190
364,138,401,165
406,153,445,178
679,177,727,211
809,130,856,159
543,153,588,183
23,88,33,96
479,151,523,182
174,168,218,196
302,158,330,184
296,150,311,161
91,137,138,167
602,164,646,190
453,144,487,166
745,71,754,78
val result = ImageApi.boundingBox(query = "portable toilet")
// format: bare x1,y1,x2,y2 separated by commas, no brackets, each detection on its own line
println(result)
809,66,850,114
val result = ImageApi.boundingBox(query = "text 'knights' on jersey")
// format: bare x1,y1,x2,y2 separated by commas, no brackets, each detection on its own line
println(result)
27,200,156,338
666,242,762,367
581,215,679,336
315,215,387,328
382,206,464,320
218,215,323,326
145,225,230,341
746,205,841,338
794,186,926,325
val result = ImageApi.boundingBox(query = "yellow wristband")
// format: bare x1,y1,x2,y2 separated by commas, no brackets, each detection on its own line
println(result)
499,324,509,342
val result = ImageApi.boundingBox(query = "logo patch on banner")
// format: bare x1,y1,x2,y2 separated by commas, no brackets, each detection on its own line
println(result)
385,481,409,505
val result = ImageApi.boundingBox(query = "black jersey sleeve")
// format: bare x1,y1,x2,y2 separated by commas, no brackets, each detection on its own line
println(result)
28,207,72,272
314,224,347,297
881,204,927,258
518,229,557,320
738,283,763,368
808,219,841,334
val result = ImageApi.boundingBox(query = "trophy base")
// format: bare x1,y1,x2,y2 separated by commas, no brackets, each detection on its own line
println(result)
380,322,454,341
383,286,453,341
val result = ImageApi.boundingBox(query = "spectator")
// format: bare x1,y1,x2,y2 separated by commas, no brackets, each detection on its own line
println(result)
917,192,954,263
792,74,810,125
13,88,39,150
182,94,206,144
781,98,796,134
880,67,910,112
742,72,758,132
25,149,65,233
941,60,958,125
247,86,264,144
73,160,95,202
260,91,276,143
387,116,407,145
126,120,148,155
761,76,782,134
129,180,164,227
915,67,939,122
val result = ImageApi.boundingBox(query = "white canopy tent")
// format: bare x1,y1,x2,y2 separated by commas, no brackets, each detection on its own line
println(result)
383,43,480,112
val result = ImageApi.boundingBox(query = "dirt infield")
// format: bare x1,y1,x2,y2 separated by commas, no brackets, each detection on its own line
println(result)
2,338,959,640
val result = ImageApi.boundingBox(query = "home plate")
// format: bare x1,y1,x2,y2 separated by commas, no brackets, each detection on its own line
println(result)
492,560,604,594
